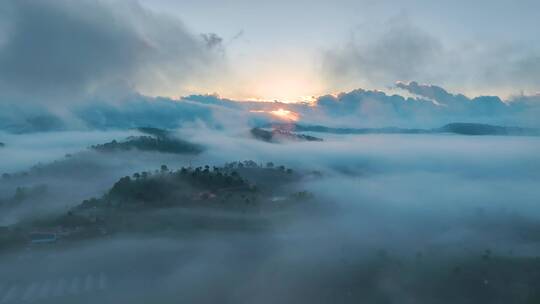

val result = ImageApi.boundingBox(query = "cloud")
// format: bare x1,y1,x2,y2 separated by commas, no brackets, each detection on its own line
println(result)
322,16,540,96
322,17,442,90
0,102,72,133
0,94,244,133
74,95,218,130
307,84,540,128
395,81,508,115
0,0,223,103
396,81,465,104
201,33,224,50
0,81,539,135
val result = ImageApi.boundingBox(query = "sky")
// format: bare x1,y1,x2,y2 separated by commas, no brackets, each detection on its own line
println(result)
138,0,540,100
1,0,540,131
0,0,540,102
0,0,539,103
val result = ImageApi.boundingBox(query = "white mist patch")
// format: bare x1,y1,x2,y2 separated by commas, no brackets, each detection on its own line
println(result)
185,129,540,179
180,128,540,253
1,127,540,303
0,130,138,173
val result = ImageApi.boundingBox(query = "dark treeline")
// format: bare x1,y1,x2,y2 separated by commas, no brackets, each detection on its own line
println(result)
270,122,540,136
91,135,202,154
0,161,312,250
91,126,202,154
79,160,300,211
251,128,323,143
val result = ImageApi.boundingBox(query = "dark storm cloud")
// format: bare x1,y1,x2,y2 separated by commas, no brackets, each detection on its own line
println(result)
0,0,223,102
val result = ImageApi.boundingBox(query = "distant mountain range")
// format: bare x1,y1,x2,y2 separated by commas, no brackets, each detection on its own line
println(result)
435,123,540,136
270,123,540,136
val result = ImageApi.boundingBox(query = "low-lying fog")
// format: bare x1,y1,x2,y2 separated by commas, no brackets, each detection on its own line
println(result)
1,129,540,303
0,130,138,173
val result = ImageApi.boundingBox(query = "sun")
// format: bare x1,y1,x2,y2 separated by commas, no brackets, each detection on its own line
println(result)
269,108,299,121
249,108,300,121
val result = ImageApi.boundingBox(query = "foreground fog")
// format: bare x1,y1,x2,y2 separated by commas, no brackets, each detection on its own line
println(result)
1,129,539,303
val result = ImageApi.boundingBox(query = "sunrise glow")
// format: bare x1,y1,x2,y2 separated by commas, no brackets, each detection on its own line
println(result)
270,108,299,121
249,108,300,121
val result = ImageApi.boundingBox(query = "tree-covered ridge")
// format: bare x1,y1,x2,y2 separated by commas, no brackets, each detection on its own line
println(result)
1,161,314,249
76,161,302,211
136,127,171,138
436,123,540,136
91,133,203,154
1,128,200,180
250,128,323,143
39,162,310,233
271,122,540,136
101,164,255,209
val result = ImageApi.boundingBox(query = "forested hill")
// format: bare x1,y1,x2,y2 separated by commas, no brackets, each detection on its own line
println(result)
0,162,315,249
251,128,323,142
91,128,203,154
73,161,304,212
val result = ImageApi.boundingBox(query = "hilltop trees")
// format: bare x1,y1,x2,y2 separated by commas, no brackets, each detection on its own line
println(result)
70,161,301,213
91,135,202,155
